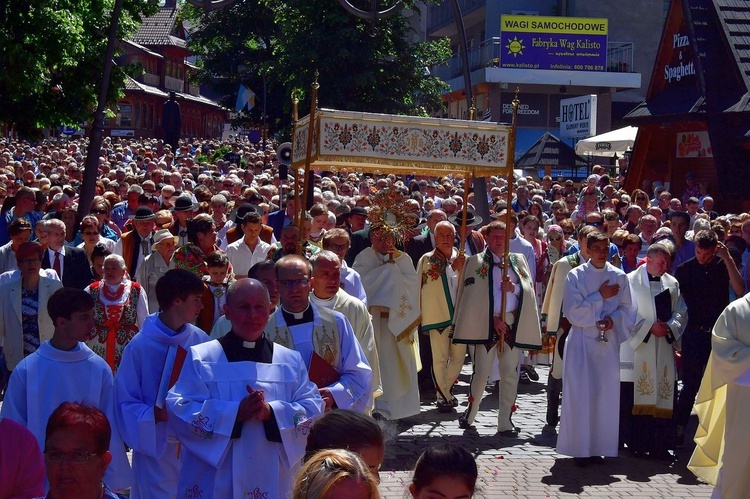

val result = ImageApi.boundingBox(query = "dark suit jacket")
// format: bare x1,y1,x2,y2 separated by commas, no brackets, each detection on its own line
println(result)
42,246,94,290
345,227,371,267
406,232,434,267
267,210,292,240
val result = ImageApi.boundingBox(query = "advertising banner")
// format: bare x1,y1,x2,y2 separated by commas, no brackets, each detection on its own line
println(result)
500,15,608,71
676,131,713,158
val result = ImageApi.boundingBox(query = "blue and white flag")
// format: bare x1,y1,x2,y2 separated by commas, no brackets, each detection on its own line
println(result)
235,84,256,112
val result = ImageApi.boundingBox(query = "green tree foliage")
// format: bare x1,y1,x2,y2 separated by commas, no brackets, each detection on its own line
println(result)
183,0,450,136
0,0,157,136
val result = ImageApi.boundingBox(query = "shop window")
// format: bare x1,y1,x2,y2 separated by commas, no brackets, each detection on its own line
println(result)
117,102,133,127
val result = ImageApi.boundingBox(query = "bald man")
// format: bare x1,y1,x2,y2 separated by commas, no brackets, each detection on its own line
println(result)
167,279,323,498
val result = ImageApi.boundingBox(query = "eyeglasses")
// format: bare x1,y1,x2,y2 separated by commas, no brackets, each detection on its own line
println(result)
636,196,647,201
548,235,562,242
44,450,100,464
327,243,349,251
144,189,156,194
82,231,99,236
585,221,603,227
91,209,107,215
223,183,233,188
563,231,574,237
279,278,310,288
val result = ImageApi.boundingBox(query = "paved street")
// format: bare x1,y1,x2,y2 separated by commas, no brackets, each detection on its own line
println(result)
1,362,713,498
377,363,713,498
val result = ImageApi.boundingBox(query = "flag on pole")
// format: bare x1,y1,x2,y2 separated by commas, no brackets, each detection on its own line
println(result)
235,84,256,112
482,108,492,122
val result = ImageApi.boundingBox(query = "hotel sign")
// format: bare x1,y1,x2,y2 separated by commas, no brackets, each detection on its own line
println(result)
559,95,598,138
500,15,608,71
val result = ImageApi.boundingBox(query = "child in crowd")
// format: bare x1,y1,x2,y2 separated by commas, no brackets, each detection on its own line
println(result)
197,250,231,332
305,409,385,483
409,445,478,499
309,203,329,246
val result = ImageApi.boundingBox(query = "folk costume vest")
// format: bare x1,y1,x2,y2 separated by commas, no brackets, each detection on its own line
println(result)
418,249,456,333
89,281,142,372
452,249,542,350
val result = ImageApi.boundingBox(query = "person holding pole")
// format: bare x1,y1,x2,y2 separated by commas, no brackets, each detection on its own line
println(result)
451,220,541,434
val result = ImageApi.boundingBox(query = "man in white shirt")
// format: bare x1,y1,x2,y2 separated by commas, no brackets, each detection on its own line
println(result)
226,211,271,278
166,279,323,498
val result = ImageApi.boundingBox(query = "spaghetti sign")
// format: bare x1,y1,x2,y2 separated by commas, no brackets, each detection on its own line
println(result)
500,15,608,71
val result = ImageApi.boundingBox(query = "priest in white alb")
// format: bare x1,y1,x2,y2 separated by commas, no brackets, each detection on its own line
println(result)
308,250,382,411
114,270,210,498
166,279,324,499
557,231,635,464
689,292,750,498
354,226,422,420
620,242,686,459
539,226,596,435
265,255,373,413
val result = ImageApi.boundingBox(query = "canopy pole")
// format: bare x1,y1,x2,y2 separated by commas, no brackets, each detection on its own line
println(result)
298,71,319,254
458,171,470,255
499,89,520,353
291,89,300,226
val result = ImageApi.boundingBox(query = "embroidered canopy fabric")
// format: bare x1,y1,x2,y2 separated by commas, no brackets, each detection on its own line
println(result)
292,109,512,176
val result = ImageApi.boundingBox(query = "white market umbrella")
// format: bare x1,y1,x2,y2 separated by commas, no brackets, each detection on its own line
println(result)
575,126,638,157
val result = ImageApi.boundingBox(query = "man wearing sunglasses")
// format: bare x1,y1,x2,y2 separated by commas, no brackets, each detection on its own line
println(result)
564,212,621,266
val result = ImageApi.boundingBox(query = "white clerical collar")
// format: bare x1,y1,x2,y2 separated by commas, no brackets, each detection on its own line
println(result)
242,340,256,348
281,304,309,320
310,293,335,308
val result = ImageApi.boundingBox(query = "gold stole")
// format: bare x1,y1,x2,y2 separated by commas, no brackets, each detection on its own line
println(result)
628,269,676,418
266,306,341,368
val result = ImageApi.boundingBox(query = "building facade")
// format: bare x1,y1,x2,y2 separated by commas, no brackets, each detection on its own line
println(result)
107,4,227,140
425,0,665,177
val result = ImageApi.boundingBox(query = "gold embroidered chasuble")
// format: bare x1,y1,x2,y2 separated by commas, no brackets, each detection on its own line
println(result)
265,305,341,368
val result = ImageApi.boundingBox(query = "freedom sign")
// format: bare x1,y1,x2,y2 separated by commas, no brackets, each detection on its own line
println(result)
500,15,608,72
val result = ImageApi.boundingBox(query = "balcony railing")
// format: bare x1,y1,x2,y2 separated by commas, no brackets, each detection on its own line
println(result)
426,0,486,33
165,76,184,92
430,38,636,81
141,72,160,87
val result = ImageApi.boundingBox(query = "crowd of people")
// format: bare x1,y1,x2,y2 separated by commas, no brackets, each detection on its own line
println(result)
0,134,749,498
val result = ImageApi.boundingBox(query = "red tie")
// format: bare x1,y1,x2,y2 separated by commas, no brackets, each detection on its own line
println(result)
53,251,61,279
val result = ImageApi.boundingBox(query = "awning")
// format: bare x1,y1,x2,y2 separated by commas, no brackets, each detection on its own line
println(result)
575,126,638,157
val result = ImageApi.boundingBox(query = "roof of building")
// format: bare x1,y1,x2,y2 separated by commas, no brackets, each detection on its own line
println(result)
626,0,750,122
121,39,164,60
131,7,185,48
124,77,226,110
515,131,588,169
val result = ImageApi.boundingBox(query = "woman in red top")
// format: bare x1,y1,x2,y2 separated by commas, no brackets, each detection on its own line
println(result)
85,253,148,372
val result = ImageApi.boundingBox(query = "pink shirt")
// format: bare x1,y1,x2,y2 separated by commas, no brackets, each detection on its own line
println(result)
0,417,45,498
